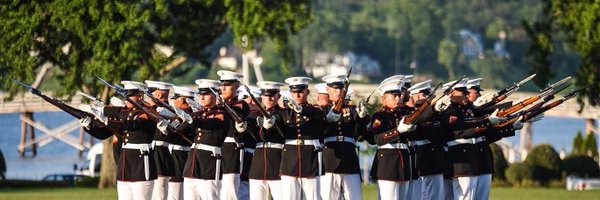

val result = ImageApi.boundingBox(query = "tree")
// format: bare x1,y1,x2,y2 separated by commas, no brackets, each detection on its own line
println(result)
525,0,600,107
0,0,311,188
572,131,584,154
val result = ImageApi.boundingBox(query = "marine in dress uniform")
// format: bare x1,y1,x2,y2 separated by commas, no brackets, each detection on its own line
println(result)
278,77,325,200
319,74,370,200
314,83,330,108
217,70,251,200
108,81,159,200
237,86,260,200
246,81,286,200
368,76,417,200
406,80,447,200
144,80,176,200
438,79,515,200
177,79,230,200
162,86,197,200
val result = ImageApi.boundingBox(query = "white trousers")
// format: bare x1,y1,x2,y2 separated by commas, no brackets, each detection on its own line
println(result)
474,174,491,200
377,180,408,200
152,176,170,200
420,174,444,200
249,179,282,200
281,175,320,200
167,182,183,200
221,173,240,200
183,178,219,200
320,173,361,200
453,176,478,200
117,180,154,200
443,179,453,200
407,179,422,200
238,180,250,200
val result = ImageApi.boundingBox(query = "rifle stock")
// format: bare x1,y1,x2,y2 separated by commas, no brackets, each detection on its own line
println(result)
332,67,353,114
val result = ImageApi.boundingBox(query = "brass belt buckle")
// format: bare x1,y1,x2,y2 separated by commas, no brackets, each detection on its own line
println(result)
297,139,303,145
337,136,344,142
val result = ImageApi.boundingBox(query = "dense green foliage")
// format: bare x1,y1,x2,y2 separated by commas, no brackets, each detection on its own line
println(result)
490,143,509,181
562,154,600,178
524,144,562,185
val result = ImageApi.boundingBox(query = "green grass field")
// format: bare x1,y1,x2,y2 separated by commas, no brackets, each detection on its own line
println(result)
1,186,600,200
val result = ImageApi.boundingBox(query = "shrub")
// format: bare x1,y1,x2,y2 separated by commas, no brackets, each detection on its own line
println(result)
524,144,562,185
490,143,509,181
562,154,600,178
505,162,537,187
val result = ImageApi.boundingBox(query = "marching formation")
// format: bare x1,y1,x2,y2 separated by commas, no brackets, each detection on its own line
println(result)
13,70,586,200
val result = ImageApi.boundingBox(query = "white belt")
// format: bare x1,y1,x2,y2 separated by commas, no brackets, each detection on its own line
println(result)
244,148,255,154
152,140,169,148
256,142,284,149
191,143,222,155
122,143,152,150
285,139,320,146
121,143,151,180
170,144,191,151
409,139,431,146
323,136,356,144
378,143,409,149
446,137,485,147
224,137,237,143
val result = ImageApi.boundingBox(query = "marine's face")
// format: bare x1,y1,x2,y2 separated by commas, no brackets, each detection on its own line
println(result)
291,89,309,104
198,93,216,107
261,94,280,109
220,83,239,100
467,88,480,103
381,92,402,109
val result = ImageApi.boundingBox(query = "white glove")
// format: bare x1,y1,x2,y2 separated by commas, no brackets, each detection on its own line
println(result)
287,98,302,113
527,113,544,123
157,119,169,135
262,116,276,129
110,97,126,107
79,104,108,125
488,109,507,125
473,92,498,107
186,98,204,112
79,117,92,129
434,95,452,112
356,101,368,118
235,121,248,133
397,117,416,133
174,107,193,124
513,116,524,130
156,107,177,118
170,120,181,129
326,108,341,122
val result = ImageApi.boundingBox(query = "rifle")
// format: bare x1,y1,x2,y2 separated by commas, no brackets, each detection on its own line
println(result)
241,83,284,138
78,91,105,107
142,88,177,114
497,76,571,117
404,82,442,124
506,83,571,118
364,89,376,104
97,77,193,143
332,67,353,114
13,79,97,122
495,84,589,128
478,74,536,110
208,87,245,124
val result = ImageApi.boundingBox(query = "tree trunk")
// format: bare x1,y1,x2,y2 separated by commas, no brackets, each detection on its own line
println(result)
98,138,116,188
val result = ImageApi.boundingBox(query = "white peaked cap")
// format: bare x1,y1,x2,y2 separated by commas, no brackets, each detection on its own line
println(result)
144,80,173,90
172,86,197,97
121,81,146,91
377,79,405,95
408,80,432,95
442,78,468,91
314,83,327,94
380,75,405,86
321,74,348,83
284,77,312,86
217,70,244,81
466,78,482,89
195,79,222,89
257,81,285,90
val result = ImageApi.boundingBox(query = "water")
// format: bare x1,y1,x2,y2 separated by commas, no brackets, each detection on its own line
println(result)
0,112,592,180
